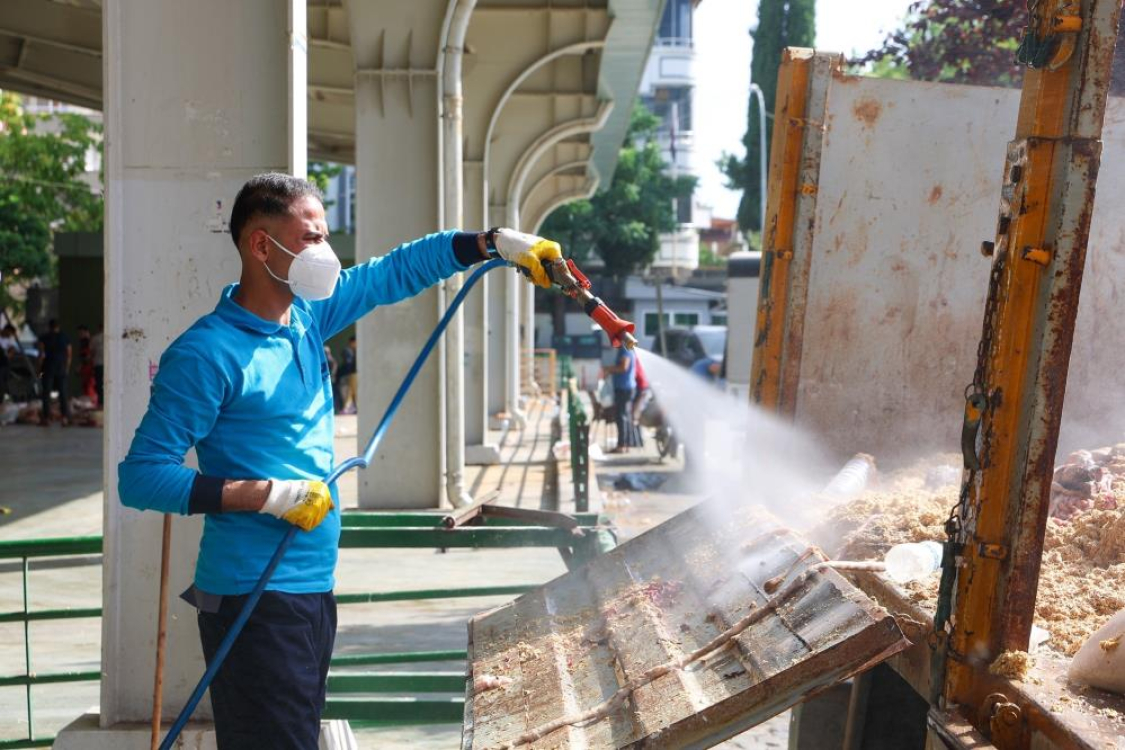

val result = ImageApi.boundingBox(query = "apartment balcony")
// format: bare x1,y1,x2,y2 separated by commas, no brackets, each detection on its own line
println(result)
650,225,700,277
640,39,696,91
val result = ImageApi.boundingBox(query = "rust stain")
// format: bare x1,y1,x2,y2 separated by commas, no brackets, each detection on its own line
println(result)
928,184,944,204
121,327,145,341
852,97,882,127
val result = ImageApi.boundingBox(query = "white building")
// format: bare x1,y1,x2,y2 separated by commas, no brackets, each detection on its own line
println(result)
638,0,701,277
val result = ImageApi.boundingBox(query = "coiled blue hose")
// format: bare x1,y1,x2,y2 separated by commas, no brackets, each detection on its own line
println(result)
159,257,507,749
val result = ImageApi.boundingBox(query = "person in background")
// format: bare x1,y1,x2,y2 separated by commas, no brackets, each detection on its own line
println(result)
605,345,637,453
91,325,105,408
0,324,17,399
37,319,72,426
690,355,722,385
630,351,651,447
77,325,97,403
336,336,357,414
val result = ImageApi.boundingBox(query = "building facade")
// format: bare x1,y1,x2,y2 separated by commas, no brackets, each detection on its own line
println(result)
638,0,701,276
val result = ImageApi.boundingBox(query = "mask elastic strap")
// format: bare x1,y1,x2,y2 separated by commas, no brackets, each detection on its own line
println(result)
263,234,296,286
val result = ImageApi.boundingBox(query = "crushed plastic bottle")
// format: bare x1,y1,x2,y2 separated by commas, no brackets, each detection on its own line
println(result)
883,541,943,583
822,453,876,501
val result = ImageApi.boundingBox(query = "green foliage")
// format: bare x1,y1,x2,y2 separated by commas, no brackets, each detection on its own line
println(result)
0,91,103,298
721,0,815,233
541,103,695,278
853,1,1025,86
307,161,344,204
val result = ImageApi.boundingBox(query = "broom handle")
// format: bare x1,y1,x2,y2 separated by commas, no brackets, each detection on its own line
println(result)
151,514,173,750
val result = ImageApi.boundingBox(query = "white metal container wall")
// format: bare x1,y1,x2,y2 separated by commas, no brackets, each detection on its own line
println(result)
787,73,1125,463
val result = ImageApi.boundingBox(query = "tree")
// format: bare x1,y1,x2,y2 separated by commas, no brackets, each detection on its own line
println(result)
857,1,1125,96
855,1,1025,86
721,0,815,235
541,104,695,279
0,91,103,305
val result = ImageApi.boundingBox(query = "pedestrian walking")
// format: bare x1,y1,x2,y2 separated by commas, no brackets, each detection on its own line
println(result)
37,319,72,426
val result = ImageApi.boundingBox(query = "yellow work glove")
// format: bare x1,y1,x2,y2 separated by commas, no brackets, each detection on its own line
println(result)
493,227,563,289
260,479,334,531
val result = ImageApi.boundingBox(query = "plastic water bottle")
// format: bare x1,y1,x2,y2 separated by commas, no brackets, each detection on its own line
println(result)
822,454,876,500
883,541,943,583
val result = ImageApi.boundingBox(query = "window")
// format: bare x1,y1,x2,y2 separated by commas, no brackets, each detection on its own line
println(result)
658,0,693,42
673,313,699,327
711,314,728,326
650,87,693,132
645,312,671,337
675,189,693,224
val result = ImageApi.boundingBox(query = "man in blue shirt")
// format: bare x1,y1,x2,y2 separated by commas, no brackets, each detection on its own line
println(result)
604,346,637,453
118,173,559,749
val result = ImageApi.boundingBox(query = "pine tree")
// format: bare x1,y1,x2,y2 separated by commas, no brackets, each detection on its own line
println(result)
721,0,816,235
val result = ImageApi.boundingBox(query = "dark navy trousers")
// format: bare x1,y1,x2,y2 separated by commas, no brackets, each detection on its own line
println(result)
198,591,336,750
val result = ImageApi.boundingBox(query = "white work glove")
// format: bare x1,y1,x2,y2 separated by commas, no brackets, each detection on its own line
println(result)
260,479,334,531
493,228,563,289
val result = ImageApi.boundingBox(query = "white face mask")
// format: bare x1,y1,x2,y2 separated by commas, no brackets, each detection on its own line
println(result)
264,234,342,301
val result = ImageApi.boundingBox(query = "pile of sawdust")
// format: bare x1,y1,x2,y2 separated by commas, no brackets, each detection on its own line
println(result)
989,650,1034,681
816,473,1125,657
810,489,954,561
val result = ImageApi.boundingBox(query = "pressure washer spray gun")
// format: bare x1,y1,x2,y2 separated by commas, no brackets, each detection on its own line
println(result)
535,257,638,350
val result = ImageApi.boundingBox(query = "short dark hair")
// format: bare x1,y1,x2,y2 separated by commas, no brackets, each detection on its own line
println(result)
48,318,59,329
228,173,324,250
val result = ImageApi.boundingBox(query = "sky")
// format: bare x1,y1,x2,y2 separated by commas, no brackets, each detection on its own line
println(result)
692,0,916,219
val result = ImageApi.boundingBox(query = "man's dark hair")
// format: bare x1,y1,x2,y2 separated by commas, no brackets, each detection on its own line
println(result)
48,318,59,330
228,173,324,250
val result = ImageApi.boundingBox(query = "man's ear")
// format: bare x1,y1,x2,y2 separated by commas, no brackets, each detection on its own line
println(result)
245,227,270,262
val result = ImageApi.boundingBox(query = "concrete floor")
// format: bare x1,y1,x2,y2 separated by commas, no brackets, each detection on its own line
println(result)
0,401,789,748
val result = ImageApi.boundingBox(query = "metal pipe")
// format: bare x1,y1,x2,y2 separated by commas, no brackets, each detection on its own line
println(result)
440,0,478,508
748,82,767,235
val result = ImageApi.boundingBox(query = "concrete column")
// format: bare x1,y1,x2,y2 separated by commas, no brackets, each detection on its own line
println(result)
463,162,501,461
487,204,513,425
348,0,448,508
521,267,535,392
70,0,305,741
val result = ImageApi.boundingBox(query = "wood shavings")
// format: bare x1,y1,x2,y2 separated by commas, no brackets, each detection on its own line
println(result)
818,452,1125,658
515,641,542,663
989,650,1033,681
474,674,514,693
1100,632,1123,653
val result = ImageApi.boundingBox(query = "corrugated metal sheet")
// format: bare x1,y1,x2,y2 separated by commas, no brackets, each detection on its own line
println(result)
462,501,907,749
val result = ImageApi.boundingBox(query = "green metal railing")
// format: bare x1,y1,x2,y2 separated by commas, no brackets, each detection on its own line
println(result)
567,379,591,512
0,510,615,747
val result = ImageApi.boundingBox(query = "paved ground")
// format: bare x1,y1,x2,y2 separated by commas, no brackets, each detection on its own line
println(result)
0,399,789,748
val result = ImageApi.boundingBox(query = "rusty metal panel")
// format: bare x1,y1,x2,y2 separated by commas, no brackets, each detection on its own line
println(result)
462,502,907,749
794,75,1020,461
777,70,1125,462
1054,97,1125,450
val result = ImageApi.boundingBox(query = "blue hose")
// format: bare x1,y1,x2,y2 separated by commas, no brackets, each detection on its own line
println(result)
159,258,507,749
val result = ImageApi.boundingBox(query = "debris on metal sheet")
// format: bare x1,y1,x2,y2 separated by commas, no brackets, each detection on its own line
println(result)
495,564,817,750
463,500,909,750
475,674,515,693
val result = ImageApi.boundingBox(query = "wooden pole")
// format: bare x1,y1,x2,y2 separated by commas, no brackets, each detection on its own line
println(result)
150,514,172,750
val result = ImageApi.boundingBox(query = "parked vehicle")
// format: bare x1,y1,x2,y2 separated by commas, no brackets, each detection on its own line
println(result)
652,325,727,370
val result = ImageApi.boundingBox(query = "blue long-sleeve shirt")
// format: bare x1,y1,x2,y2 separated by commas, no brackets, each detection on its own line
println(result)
118,230,471,595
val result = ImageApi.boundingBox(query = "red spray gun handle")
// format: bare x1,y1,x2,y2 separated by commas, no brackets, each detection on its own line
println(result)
531,257,638,349
587,299,637,349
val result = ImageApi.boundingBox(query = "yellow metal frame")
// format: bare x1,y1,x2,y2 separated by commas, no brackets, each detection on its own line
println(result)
750,48,813,414
942,0,1122,745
